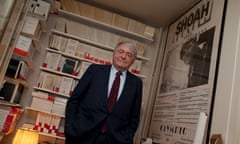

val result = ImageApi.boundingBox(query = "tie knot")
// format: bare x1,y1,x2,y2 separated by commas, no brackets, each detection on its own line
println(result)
116,71,122,76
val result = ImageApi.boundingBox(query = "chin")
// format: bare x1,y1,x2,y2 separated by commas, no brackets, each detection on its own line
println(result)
117,65,128,71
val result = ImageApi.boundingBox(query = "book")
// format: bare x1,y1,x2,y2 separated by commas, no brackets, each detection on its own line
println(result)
17,61,29,81
36,71,46,88
21,16,41,38
42,73,56,91
0,109,9,132
88,27,97,42
62,57,78,75
59,36,68,52
54,17,66,32
28,0,37,13
53,75,61,92
128,18,145,35
43,51,61,71
31,97,53,113
65,38,79,55
59,77,73,96
70,79,78,95
5,58,21,79
51,97,67,115
57,56,66,72
112,14,129,30
0,81,24,103
75,42,87,58
32,91,54,101
136,41,146,56
51,103,66,115
102,9,113,25
93,28,105,44
143,25,156,39
78,62,91,78
49,34,62,51
66,20,89,39
77,2,91,18
108,33,120,47
14,35,34,57
33,0,50,18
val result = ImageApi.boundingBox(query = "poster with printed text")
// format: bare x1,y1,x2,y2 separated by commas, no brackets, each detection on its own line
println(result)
149,0,226,143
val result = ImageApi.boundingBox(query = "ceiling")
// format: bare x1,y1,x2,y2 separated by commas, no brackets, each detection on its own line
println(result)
77,0,200,27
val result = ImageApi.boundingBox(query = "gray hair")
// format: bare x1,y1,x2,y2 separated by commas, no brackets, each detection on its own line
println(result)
115,41,137,57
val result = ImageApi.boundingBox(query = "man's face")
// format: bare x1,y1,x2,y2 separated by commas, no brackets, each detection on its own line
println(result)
112,44,136,71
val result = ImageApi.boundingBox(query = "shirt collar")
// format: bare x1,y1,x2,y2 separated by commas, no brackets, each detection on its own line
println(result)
111,65,127,77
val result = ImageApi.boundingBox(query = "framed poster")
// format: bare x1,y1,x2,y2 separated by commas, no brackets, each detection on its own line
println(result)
149,0,226,143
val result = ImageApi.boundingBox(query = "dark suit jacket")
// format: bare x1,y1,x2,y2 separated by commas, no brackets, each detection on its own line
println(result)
65,64,143,144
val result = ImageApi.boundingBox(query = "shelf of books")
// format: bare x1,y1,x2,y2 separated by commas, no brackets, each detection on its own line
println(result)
33,87,71,98
57,9,154,43
26,106,65,118
49,31,146,79
13,0,51,65
0,100,22,137
27,0,51,33
24,107,66,140
40,67,81,80
0,76,25,104
51,29,151,62
25,90,66,140
0,0,27,86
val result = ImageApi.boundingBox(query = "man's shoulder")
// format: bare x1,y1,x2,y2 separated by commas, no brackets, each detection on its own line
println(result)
127,71,142,83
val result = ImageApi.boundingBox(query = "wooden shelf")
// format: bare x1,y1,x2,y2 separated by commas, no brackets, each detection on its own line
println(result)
0,0,26,86
58,9,154,43
12,54,35,69
0,100,21,107
26,106,65,118
5,76,29,88
39,132,65,140
33,87,70,98
51,29,150,61
46,47,146,79
40,67,81,80
46,47,95,63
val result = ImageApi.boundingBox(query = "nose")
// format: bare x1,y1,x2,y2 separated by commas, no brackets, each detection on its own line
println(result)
120,52,127,59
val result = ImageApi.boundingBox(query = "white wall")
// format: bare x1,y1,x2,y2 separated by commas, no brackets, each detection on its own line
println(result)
210,0,240,143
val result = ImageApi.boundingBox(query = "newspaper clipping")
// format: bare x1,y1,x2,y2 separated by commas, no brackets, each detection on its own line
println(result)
149,0,226,143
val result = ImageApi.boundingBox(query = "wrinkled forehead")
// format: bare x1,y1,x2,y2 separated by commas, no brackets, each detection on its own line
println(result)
115,43,137,56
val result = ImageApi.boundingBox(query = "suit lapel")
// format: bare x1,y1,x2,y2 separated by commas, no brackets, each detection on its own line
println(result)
115,71,132,106
102,65,111,108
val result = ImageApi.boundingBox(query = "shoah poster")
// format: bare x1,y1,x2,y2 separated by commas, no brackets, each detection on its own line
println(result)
149,0,226,143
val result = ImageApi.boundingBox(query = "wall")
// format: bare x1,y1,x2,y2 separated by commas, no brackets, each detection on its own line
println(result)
210,0,240,143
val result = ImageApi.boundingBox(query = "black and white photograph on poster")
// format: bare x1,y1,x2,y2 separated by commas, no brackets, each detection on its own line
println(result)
160,27,215,93
149,0,226,143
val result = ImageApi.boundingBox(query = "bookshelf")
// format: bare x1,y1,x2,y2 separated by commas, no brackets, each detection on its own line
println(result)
1,0,51,106
51,29,151,61
0,100,22,142
33,87,70,98
16,0,159,143
24,106,66,140
26,106,65,118
58,9,154,43
0,0,26,90
49,31,146,79
40,67,81,80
